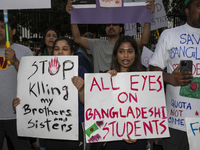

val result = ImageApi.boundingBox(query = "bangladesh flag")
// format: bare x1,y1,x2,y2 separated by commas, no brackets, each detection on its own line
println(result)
179,77,200,99
85,123,99,137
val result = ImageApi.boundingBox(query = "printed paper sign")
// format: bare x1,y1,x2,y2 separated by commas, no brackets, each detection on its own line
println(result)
73,0,96,8
0,0,51,10
124,23,137,36
124,0,146,7
185,117,200,150
150,0,168,31
141,46,153,68
99,0,122,7
17,56,79,140
85,72,169,143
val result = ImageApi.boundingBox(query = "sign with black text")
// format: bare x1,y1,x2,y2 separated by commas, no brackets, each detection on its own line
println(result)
17,56,79,140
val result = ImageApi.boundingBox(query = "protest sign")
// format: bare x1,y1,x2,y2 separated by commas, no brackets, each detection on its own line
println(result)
141,46,153,68
99,0,122,7
185,117,200,150
124,0,146,7
150,0,168,31
71,0,150,24
73,0,96,8
0,0,51,10
85,72,169,143
17,56,79,140
124,23,137,36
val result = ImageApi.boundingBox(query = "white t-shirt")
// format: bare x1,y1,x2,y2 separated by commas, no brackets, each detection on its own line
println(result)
149,23,200,131
0,43,33,120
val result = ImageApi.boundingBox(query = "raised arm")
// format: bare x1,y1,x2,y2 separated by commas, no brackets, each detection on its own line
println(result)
136,0,155,49
66,1,90,50
136,23,150,49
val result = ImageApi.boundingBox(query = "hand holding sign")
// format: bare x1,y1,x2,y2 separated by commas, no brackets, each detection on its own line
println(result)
13,97,21,111
66,0,75,14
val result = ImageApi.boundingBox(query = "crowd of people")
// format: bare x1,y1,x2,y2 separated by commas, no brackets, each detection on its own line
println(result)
0,0,199,150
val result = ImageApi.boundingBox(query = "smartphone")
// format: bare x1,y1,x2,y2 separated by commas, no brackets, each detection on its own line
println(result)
180,60,193,73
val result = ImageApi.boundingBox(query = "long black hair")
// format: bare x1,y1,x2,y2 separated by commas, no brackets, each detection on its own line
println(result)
40,28,59,54
110,36,144,72
53,37,75,54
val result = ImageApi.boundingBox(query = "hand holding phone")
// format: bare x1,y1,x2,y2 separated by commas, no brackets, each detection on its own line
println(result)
180,60,193,73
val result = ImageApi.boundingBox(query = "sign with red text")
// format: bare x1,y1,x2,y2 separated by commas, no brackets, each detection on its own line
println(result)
85,71,169,143
150,0,168,31
0,0,51,9
185,117,200,150
17,56,78,140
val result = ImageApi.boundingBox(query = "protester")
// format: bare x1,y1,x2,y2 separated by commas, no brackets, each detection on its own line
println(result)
66,0,155,73
106,35,146,150
28,39,34,51
74,32,96,73
149,0,200,150
13,37,87,150
35,28,59,56
0,12,32,150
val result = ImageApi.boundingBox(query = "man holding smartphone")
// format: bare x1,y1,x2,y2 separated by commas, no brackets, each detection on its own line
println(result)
149,0,200,150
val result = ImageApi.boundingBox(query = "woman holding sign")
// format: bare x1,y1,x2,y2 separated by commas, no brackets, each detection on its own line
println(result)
13,37,87,150
106,35,147,150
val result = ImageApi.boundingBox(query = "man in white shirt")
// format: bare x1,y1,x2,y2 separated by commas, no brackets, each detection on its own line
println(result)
149,0,200,150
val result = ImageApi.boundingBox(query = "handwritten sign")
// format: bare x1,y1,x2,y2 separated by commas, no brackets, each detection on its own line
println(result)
85,72,169,143
124,23,137,36
17,56,79,140
141,46,153,68
0,0,51,10
150,0,168,31
185,117,200,150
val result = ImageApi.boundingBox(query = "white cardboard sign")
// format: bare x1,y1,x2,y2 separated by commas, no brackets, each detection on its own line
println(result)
17,56,78,140
85,72,169,143
124,23,137,36
185,117,200,150
141,46,153,68
151,0,168,31
0,0,51,10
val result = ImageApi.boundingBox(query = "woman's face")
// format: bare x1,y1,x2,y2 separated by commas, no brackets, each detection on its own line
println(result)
117,41,135,72
45,30,57,47
53,40,72,56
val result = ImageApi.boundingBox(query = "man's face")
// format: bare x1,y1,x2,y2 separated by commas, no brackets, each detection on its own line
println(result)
0,21,15,45
105,24,122,38
186,0,200,28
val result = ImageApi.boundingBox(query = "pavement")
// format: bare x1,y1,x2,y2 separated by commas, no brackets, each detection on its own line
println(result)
3,138,39,150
